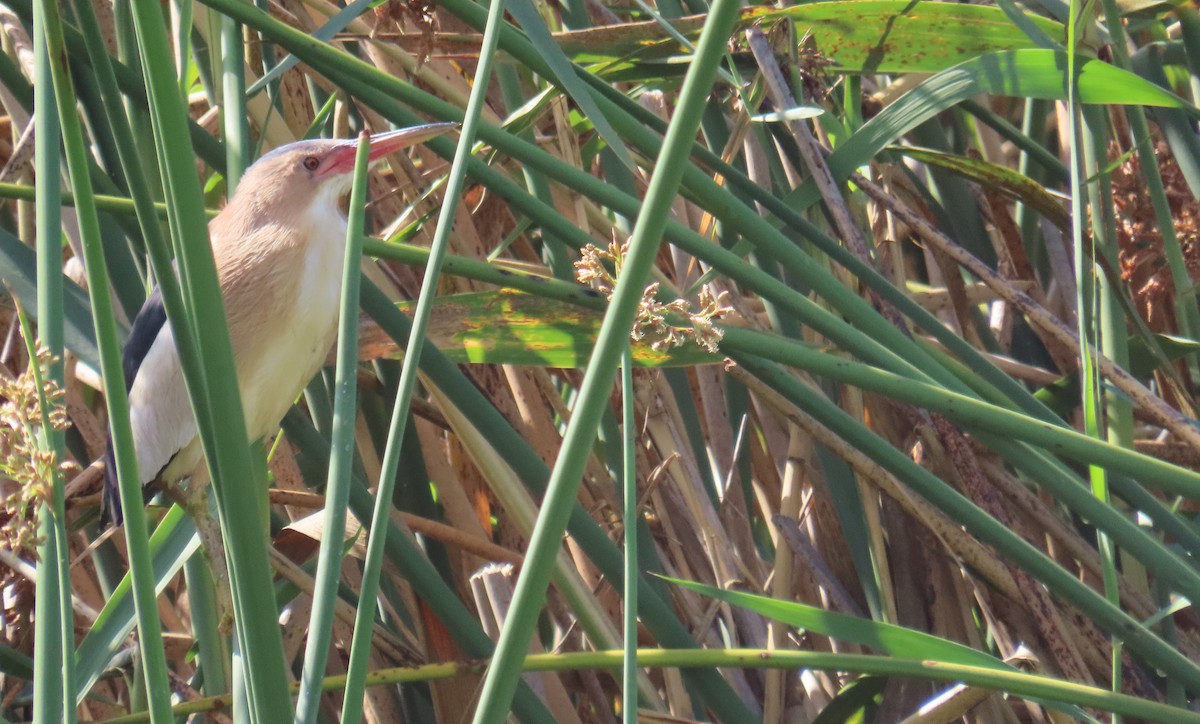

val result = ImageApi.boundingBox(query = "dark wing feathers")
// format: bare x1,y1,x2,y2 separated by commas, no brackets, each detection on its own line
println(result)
121,287,166,392
100,287,167,527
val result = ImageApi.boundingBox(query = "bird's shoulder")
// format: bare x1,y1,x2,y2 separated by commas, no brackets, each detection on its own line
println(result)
122,287,167,391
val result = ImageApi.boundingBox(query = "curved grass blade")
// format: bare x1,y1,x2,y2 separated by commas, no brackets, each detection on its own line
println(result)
663,576,1021,671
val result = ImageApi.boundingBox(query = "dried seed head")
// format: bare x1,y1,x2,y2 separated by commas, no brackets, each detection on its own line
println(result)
576,237,732,353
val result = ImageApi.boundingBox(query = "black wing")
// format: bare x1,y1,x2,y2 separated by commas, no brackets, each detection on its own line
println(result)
100,287,167,527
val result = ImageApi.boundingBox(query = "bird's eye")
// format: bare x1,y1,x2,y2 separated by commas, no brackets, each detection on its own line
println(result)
302,156,320,171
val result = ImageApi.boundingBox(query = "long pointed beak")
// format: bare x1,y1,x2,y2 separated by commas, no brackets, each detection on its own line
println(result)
320,122,458,178
367,122,458,159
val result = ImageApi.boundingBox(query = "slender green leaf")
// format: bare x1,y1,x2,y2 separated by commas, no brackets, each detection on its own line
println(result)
665,576,1018,671
126,1,293,716
296,134,370,724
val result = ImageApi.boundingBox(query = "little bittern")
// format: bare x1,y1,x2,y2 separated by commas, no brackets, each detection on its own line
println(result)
101,123,455,525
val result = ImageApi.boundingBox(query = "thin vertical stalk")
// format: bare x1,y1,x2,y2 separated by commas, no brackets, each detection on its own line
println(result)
220,14,249,187
339,0,507,718
472,0,743,716
67,0,197,378
68,5,231,700
32,0,70,718
184,554,228,697
174,0,194,94
21,323,76,720
1069,0,1123,700
1101,2,1192,705
125,2,292,718
621,351,637,723
338,8,501,724
295,133,371,723
1085,103,1129,700
15,311,73,708
37,0,172,718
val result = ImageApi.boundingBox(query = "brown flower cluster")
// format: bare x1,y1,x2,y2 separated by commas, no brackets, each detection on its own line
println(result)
575,238,730,353
0,346,72,552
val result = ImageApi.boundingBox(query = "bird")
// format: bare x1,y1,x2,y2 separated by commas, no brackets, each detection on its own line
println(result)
100,123,456,526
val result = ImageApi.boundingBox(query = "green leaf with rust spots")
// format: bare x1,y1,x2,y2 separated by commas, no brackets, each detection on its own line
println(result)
557,1,1064,75
370,290,723,368
892,146,1070,229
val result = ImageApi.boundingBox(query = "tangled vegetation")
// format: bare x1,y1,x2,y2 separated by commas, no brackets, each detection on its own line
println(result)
1,0,1199,721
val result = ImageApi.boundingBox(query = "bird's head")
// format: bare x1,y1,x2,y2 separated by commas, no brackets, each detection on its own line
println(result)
230,122,457,220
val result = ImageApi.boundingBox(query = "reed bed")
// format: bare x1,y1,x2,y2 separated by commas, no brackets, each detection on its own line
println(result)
0,0,1199,721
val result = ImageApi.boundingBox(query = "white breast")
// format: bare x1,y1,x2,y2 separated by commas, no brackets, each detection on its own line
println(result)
238,204,348,439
